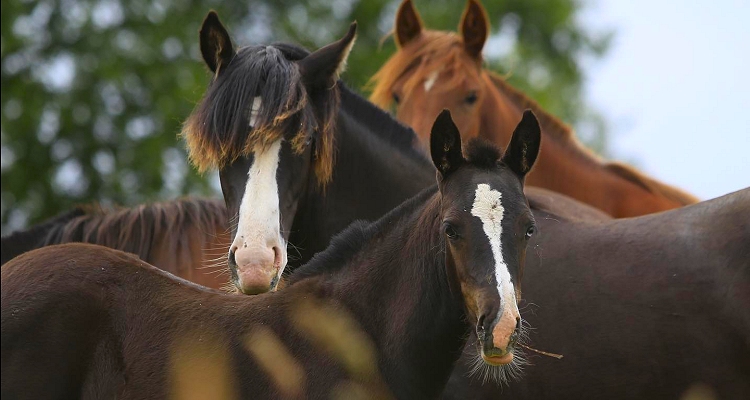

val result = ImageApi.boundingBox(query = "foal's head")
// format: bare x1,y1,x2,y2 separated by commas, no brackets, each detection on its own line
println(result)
371,0,497,151
182,11,356,294
431,109,540,378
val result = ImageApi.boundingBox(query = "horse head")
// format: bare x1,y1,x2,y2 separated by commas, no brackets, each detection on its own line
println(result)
183,11,356,294
432,108,540,373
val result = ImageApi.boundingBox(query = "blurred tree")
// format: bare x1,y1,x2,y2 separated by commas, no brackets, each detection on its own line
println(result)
1,0,612,234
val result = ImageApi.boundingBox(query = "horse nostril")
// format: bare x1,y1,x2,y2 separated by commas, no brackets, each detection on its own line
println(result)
228,250,237,266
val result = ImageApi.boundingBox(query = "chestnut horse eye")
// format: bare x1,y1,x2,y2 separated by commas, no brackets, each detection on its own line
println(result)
465,91,478,105
392,93,400,104
525,226,535,239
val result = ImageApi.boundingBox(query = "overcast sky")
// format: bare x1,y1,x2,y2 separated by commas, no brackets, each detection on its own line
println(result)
581,0,749,200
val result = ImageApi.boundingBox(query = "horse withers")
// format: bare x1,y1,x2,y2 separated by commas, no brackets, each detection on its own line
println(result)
370,0,698,217
1,110,542,399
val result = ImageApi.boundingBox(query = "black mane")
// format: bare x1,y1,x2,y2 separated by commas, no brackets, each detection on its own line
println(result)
339,84,428,163
1,207,86,265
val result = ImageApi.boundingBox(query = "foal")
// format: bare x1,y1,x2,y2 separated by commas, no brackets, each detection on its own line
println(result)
1,110,541,399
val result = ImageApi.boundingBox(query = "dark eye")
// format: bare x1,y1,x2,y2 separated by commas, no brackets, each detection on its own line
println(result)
444,223,459,240
465,91,478,105
392,93,400,104
525,226,535,239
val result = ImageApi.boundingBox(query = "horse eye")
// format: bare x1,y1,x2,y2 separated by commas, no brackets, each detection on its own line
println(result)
525,226,535,239
392,93,400,104
465,91,478,105
444,223,459,240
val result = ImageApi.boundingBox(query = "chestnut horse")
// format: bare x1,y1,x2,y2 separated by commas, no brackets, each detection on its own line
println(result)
369,0,699,218
0,198,231,289
1,111,542,399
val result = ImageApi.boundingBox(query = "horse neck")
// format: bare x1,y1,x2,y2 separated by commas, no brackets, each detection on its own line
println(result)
481,73,690,217
323,191,468,398
288,108,435,269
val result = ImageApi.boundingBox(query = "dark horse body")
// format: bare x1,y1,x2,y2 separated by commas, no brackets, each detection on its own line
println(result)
0,198,231,289
2,115,542,399
445,188,750,399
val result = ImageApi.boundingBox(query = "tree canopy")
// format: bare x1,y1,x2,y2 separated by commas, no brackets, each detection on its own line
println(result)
1,0,612,233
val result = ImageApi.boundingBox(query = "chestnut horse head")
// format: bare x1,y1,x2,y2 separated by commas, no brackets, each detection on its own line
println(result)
370,0,699,218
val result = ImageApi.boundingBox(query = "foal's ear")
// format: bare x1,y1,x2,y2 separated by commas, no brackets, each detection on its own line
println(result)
502,110,541,181
395,0,423,48
299,22,357,90
459,0,490,59
431,110,465,180
200,11,236,74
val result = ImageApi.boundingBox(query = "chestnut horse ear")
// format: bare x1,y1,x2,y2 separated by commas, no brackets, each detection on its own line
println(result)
459,0,490,59
395,0,423,48
298,22,357,90
199,11,236,74
431,110,465,180
502,110,541,181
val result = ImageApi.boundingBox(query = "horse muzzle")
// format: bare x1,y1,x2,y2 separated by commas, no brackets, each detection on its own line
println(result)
477,312,521,366
229,245,285,295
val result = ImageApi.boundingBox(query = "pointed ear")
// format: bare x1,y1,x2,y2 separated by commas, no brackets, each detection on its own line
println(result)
200,11,235,73
459,0,489,59
298,22,357,90
395,0,423,48
431,110,465,180
502,110,541,181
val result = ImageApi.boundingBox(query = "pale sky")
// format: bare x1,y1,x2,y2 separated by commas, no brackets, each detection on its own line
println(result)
582,0,750,200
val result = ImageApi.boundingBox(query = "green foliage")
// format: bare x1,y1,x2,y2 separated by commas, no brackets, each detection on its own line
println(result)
1,0,612,233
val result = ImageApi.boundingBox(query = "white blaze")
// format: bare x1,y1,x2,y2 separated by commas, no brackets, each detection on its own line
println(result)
424,70,440,92
249,97,262,127
471,184,519,314
230,139,287,277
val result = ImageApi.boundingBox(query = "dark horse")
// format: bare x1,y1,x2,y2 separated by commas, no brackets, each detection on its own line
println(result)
0,198,231,289
184,12,750,398
181,12,607,296
1,110,542,399
443,187,750,399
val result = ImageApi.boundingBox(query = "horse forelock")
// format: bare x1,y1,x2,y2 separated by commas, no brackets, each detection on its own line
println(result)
181,44,338,185
369,31,482,108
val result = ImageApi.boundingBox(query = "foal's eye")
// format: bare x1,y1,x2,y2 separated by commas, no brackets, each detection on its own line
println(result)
525,226,536,239
392,93,401,104
444,224,459,240
465,91,478,105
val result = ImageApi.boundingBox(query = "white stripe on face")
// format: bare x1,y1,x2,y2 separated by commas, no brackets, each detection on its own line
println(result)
424,70,440,92
249,96,262,127
471,184,519,316
230,139,287,279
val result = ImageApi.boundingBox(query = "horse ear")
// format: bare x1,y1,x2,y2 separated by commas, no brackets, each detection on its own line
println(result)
395,0,423,48
459,0,489,59
199,11,235,74
298,22,357,90
431,110,465,180
502,110,541,181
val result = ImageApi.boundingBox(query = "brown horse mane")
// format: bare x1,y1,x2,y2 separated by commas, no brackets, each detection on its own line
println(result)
369,30,697,206
181,43,338,185
42,198,229,262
